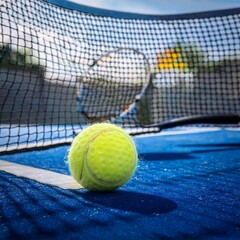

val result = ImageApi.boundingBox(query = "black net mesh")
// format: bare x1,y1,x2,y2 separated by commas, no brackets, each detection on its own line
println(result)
1,0,240,152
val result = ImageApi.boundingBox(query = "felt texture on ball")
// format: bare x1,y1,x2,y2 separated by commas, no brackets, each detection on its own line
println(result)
68,123,138,191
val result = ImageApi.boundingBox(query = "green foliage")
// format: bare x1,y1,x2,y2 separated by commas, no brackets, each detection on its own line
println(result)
171,42,237,73
172,42,205,73
0,44,43,71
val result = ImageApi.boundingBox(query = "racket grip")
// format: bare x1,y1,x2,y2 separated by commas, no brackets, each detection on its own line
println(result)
150,114,240,130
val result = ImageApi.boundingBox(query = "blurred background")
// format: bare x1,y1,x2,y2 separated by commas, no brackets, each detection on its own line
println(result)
70,0,240,14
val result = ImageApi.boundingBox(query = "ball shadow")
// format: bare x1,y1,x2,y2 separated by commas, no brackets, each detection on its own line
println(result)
81,190,177,215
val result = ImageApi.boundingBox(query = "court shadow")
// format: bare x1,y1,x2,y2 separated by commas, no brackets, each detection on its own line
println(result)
139,152,193,161
179,143,240,154
81,190,177,215
193,147,240,154
181,143,240,148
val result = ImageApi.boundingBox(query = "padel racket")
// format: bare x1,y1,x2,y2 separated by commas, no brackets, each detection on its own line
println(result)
78,47,152,122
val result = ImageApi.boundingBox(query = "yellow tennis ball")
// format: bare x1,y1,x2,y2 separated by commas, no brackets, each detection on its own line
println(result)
68,123,138,191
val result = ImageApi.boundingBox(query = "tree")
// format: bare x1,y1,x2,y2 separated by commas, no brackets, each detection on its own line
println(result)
0,44,42,71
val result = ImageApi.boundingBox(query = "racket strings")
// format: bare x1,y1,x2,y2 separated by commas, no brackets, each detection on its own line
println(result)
79,48,150,121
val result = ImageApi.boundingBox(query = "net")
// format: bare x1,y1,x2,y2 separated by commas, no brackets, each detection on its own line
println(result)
1,0,240,153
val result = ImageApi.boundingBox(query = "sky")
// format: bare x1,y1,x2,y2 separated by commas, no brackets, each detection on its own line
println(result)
70,0,240,15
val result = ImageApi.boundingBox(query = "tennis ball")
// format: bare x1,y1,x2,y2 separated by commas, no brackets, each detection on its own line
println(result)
68,123,138,191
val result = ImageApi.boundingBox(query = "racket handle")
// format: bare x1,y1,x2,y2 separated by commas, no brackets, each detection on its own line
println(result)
149,114,240,130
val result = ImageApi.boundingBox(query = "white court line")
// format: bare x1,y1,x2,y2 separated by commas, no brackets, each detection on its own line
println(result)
0,138,73,153
0,160,83,190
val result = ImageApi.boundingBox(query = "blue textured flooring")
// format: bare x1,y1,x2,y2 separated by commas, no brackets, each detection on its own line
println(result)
0,129,240,240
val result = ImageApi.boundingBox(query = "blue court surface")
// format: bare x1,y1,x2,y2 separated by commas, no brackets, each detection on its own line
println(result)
0,128,240,240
